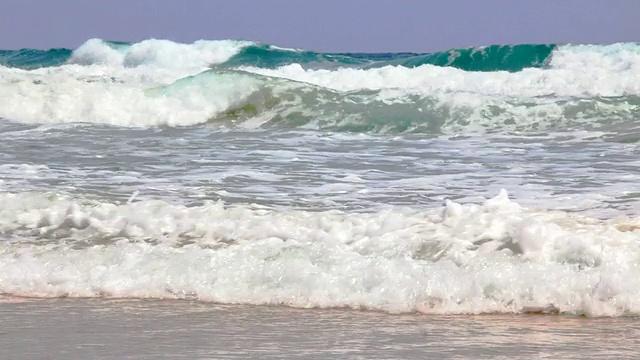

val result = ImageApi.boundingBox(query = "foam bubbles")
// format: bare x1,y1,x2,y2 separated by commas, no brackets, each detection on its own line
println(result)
243,55,640,98
69,38,250,69
1,190,640,316
0,70,262,126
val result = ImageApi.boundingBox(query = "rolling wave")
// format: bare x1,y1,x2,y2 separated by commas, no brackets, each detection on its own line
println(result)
0,38,639,134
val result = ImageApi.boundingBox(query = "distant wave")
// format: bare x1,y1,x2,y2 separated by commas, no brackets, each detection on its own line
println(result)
222,43,556,72
0,48,71,69
0,39,557,72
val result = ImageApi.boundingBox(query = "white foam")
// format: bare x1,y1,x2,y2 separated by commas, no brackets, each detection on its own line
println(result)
0,164,51,192
69,38,249,69
242,57,640,98
0,163,49,174
67,39,125,67
0,70,263,126
1,190,640,316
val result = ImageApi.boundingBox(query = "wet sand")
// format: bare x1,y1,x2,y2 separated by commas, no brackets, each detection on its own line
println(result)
1,298,639,359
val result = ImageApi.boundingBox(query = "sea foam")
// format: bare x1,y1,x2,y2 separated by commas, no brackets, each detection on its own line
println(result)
1,190,639,316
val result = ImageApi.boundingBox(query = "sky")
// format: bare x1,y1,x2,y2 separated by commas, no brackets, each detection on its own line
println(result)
1,1,639,52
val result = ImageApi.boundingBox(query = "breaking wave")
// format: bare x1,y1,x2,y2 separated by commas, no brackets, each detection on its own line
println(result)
0,38,639,134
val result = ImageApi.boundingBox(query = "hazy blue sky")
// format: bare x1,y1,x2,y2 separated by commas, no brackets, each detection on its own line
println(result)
1,1,639,52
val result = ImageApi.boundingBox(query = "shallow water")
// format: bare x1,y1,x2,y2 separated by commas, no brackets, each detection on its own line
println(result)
2,125,639,214
1,299,639,359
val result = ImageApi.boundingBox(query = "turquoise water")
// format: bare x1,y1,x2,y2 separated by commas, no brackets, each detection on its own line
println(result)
0,48,71,69
1,41,556,72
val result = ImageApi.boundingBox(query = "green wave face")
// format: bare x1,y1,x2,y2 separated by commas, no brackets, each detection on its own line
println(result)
150,69,640,134
0,48,72,69
102,40,132,50
220,44,371,68
389,44,557,72
218,43,558,72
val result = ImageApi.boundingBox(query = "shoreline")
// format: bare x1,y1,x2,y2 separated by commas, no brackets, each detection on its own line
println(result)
1,298,638,359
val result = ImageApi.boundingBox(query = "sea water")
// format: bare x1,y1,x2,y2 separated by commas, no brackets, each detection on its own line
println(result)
1,38,640,357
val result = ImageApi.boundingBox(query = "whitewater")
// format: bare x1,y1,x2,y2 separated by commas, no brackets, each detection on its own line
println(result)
1,38,640,318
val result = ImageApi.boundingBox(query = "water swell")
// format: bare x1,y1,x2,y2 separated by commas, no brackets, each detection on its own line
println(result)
0,48,72,69
219,43,556,72
1,65,639,133
1,39,557,73
1,39,635,76
147,69,640,133
219,43,372,69
381,44,556,72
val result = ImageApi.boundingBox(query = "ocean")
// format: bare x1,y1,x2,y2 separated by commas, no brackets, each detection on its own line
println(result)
1,38,640,358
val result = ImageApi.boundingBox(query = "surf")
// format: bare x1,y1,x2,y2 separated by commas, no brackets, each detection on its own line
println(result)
1,189,639,316
1,38,639,135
